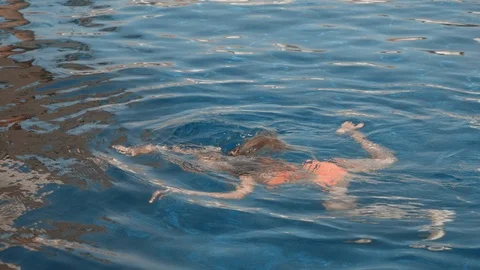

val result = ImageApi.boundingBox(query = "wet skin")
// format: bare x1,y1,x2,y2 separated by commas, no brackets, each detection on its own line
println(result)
113,121,396,202
112,122,457,241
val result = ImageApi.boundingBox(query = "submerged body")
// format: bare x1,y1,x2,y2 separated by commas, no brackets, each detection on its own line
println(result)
112,121,455,240
113,121,396,204
176,151,346,187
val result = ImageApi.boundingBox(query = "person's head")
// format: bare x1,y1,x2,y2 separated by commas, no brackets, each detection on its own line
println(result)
228,133,288,157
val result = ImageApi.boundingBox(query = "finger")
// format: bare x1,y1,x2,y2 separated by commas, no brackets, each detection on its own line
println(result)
305,163,313,172
355,123,364,128
309,161,320,172
313,163,320,172
149,189,170,203
303,163,310,171
112,145,121,151
149,190,163,203
113,145,130,155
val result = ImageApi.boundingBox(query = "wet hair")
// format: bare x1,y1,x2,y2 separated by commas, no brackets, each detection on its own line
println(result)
228,131,290,156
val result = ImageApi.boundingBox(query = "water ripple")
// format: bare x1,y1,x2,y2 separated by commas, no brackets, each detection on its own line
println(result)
387,37,427,42
330,62,395,68
274,43,325,53
415,18,480,27
423,50,465,56
1,0,479,268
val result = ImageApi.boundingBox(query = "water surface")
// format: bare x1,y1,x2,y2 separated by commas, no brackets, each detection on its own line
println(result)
0,0,479,269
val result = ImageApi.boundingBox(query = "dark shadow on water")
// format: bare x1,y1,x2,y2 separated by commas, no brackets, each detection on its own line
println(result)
0,0,137,268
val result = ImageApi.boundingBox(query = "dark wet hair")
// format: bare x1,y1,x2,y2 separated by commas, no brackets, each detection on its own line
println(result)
228,131,290,156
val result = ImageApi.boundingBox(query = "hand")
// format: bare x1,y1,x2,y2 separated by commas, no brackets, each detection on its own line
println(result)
112,145,137,156
149,188,171,203
336,121,364,135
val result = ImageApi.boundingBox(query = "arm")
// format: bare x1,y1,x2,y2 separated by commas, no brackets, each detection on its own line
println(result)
112,144,157,156
0,114,32,127
333,122,397,173
149,175,255,203
336,122,396,160
112,144,221,157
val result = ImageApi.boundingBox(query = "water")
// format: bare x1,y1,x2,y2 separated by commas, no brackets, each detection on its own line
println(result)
1,0,479,269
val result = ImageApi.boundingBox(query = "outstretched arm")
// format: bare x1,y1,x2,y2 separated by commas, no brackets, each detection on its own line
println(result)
333,122,397,173
112,144,158,156
149,175,255,202
112,144,221,156
0,114,32,127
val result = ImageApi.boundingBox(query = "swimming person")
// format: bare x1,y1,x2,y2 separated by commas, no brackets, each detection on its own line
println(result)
113,121,397,206
111,121,455,241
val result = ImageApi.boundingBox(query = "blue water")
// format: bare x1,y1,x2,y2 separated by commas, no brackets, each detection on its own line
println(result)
1,0,480,269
